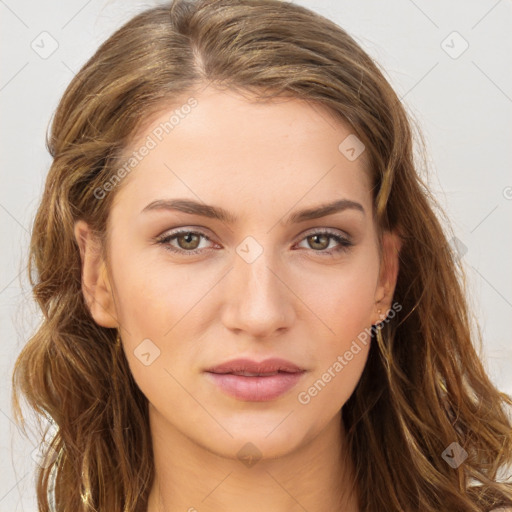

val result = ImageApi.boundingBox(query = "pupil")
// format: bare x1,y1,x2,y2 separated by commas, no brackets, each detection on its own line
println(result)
181,233,198,249
311,234,327,249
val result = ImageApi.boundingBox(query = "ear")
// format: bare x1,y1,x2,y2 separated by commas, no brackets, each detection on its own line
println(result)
373,229,402,324
74,220,118,328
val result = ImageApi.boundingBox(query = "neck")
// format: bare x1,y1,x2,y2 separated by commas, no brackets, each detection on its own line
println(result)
146,406,359,512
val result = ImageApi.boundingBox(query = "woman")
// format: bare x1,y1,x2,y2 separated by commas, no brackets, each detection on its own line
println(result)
11,0,512,511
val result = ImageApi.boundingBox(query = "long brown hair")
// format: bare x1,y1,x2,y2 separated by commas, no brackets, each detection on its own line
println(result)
11,0,512,510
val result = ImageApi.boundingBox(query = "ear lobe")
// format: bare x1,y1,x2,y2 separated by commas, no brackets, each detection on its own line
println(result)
74,220,118,328
374,230,402,320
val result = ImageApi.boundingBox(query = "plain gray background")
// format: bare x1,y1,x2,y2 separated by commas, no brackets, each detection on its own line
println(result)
1,0,511,510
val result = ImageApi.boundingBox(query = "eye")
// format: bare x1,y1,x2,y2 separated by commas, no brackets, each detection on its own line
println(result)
295,229,353,256
156,229,215,255
155,228,353,256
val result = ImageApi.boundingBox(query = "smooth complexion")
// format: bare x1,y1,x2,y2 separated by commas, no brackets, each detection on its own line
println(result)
74,85,401,512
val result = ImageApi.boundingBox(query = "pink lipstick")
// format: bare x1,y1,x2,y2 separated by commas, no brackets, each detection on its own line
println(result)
204,358,306,401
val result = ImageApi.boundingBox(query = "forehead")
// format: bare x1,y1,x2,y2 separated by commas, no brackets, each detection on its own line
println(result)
110,87,372,219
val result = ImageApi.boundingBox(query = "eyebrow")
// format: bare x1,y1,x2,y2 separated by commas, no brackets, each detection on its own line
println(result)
140,198,365,224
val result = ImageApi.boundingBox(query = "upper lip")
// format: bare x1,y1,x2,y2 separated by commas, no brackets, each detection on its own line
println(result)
205,358,305,376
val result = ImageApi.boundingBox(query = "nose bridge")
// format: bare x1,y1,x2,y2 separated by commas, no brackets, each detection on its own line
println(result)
222,235,295,336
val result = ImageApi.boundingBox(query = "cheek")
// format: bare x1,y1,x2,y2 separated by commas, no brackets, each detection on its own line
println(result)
296,285,373,418
299,247,380,339
109,249,213,393
294,251,378,411
296,341,369,427
110,247,191,336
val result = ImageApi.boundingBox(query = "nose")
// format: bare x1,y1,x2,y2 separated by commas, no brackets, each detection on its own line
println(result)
220,245,296,339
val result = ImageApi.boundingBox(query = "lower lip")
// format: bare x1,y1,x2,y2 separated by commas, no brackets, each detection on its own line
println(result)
206,371,305,401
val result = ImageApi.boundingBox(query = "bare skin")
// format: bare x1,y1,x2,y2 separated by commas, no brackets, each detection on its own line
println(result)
74,85,401,512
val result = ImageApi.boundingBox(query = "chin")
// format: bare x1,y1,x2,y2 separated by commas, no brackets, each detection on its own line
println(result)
193,419,312,462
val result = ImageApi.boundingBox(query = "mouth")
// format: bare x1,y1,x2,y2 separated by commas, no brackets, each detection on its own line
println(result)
219,370,293,377
205,357,304,375
204,358,306,402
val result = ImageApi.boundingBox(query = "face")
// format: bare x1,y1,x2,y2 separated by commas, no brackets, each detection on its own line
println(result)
75,86,400,460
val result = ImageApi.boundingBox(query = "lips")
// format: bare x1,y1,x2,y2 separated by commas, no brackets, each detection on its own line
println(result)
206,357,304,375
205,358,306,401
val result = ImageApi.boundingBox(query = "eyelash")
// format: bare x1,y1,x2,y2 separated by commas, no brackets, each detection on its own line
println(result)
155,228,353,257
